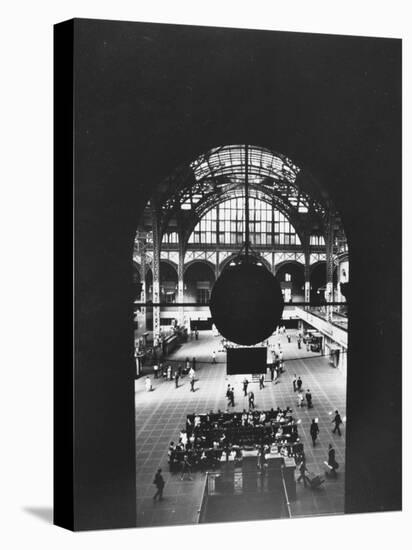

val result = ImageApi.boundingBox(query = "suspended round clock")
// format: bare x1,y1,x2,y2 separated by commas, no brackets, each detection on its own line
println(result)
209,145,284,345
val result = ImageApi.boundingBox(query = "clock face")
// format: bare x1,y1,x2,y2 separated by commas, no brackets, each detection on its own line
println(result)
209,262,284,345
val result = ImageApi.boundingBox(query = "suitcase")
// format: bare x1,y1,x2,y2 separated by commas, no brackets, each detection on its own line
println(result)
308,473,324,488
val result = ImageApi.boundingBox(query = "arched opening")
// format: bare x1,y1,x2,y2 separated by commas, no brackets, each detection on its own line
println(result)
183,261,215,304
159,261,178,303
275,262,305,303
132,143,350,526
310,262,339,304
220,252,272,274
310,262,327,304
132,262,141,301
66,26,401,530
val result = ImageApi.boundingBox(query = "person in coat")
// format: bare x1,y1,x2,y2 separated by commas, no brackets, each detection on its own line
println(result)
327,443,339,477
310,419,319,446
332,410,343,436
297,459,310,487
153,468,165,500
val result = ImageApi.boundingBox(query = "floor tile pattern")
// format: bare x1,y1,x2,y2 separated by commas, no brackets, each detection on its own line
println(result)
135,330,346,527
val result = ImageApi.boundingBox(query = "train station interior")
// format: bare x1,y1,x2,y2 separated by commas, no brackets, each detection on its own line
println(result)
63,20,400,531
132,144,349,527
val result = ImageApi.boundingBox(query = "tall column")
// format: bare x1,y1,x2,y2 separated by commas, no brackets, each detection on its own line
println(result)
304,249,311,305
151,209,161,342
336,260,343,304
139,237,147,333
325,213,335,321
215,250,220,280
177,234,185,325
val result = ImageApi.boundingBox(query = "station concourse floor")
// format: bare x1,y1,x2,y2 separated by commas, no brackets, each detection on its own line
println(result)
135,329,346,528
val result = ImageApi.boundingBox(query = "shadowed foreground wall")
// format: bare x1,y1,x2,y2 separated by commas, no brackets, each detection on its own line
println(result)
55,18,401,530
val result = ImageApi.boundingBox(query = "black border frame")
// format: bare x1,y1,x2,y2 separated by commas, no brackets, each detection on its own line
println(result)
54,18,402,531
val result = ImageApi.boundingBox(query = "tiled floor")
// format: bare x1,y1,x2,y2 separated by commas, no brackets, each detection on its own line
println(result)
135,330,346,527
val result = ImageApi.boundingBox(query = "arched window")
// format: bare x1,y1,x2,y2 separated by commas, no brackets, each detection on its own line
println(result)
188,197,301,246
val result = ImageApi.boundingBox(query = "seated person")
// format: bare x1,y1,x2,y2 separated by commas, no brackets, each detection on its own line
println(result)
180,430,188,448
168,442,177,468
270,443,279,454
199,450,208,470
280,444,289,457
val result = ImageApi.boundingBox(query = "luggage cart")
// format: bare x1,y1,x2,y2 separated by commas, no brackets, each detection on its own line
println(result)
307,472,325,489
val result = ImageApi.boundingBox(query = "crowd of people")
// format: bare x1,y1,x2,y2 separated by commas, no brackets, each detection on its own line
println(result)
292,374,314,409
167,407,305,474
146,326,345,501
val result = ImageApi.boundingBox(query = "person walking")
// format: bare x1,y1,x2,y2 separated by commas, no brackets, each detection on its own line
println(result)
242,378,249,396
259,374,265,390
180,454,193,481
212,350,217,364
229,387,235,407
292,374,297,392
174,371,179,388
153,468,165,501
327,443,339,477
190,377,195,392
167,364,172,381
226,385,231,405
195,329,199,340
153,363,159,379
297,376,303,391
248,391,255,409
145,376,152,392
305,389,313,408
310,419,319,446
332,410,343,435
297,459,310,487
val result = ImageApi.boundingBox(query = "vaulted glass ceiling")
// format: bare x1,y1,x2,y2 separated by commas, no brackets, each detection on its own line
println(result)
141,144,347,249
158,145,326,224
